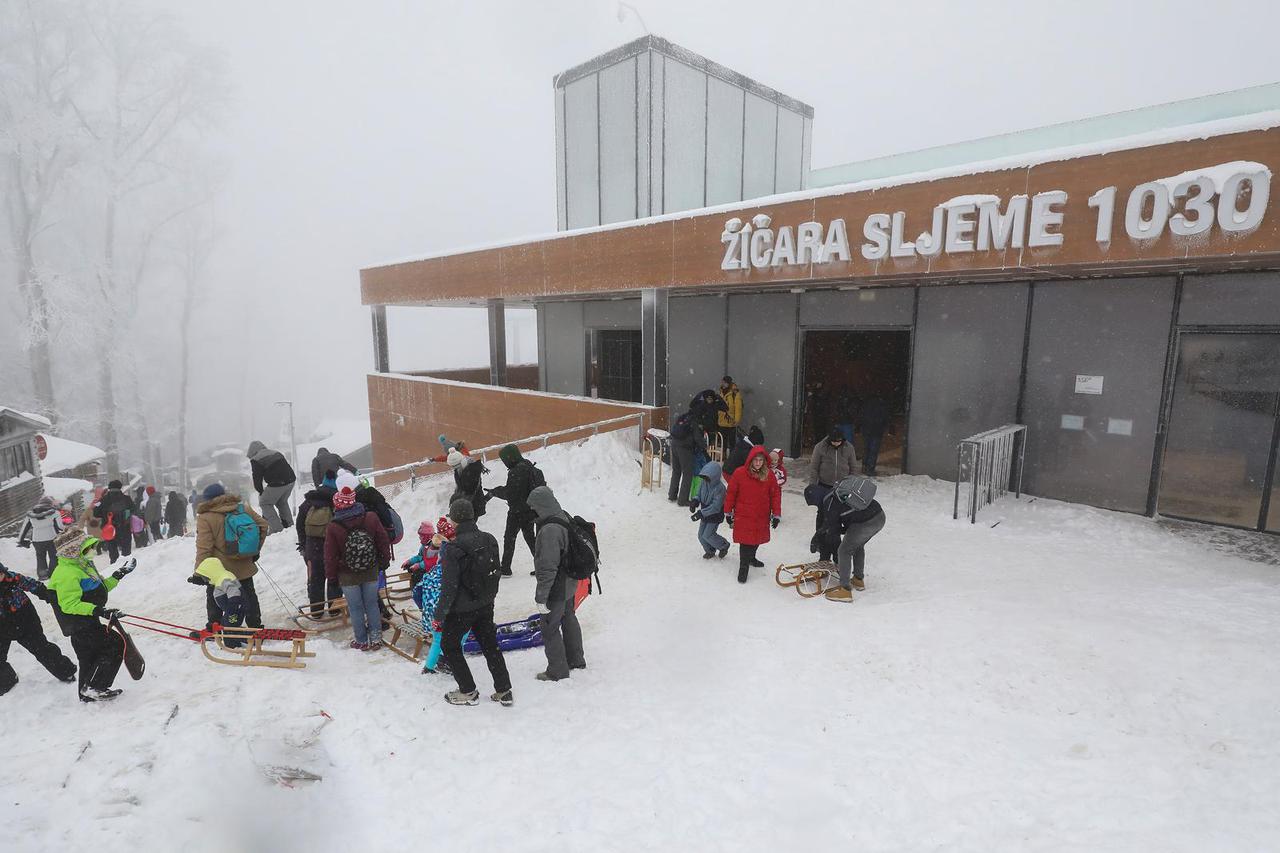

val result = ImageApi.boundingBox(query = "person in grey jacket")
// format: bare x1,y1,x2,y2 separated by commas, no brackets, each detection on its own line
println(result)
246,440,297,533
808,428,858,531
18,496,65,580
528,485,586,682
310,446,358,488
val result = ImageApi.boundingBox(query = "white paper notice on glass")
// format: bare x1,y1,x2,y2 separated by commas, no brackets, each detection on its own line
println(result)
1074,375,1104,395
1060,414,1085,431
1107,418,1133,436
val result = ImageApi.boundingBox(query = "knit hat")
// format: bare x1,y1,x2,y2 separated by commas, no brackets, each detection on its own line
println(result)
335,470,360,494
417,520,435,543
333,486,356,510
499,444,522,468
55,527,92,559
436,516,456,541
202,482,226,502
446,448,465,469
448,498,475,523
829,427,844,443
108,480,122,490
146,485,156,495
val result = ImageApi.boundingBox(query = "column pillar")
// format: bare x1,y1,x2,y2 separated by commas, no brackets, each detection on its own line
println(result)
487,298,507,387
641,288,668,407
370,305,389,373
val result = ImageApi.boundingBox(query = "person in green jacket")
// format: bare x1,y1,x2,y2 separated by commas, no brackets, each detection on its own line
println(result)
47,528,136,702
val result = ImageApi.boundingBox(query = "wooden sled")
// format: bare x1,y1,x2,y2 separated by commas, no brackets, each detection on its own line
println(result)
641,429,668,491
201,626,316,670
291,597,350,633
775,561,838,598
708,431,725,464
384,615,429,663
381,571,415,602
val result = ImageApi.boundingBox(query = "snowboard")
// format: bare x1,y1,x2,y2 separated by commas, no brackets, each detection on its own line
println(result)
107,615,145,680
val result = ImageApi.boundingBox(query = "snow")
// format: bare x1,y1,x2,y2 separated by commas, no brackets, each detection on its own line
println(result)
1152,159,1272,198
2,430,1279,851
0,406,52,428
40,476,93,504
939,193,1003,208
364,110,1280,273
1,471,35,490
296,419,372,466
210,448,244,459
37,433,106,474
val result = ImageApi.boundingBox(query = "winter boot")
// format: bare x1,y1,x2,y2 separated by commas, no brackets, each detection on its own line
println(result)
491,690,514,707
569,662,587,671
851,578,866,591
444,689,479,705
825,586,853,603
750,558,765,568
717,547,729,559
79,686,123,703
702,551,715,559
536,671,568,682
737,562,749,583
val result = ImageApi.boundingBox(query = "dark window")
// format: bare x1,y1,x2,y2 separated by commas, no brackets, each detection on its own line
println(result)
1,440,35,484
597,329,643,403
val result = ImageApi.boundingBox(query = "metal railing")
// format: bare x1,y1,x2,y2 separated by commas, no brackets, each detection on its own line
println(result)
953,424,1027,524
365,411,651,494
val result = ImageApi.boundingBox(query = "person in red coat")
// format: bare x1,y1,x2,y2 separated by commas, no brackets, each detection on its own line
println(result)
724,445,782,583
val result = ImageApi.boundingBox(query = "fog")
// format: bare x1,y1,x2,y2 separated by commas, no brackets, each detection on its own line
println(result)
4,0,1277,470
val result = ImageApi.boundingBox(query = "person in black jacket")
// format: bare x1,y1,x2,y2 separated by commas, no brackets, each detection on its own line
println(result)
164,491,188,538
295,475,340,615
0,561,76,696
689,389,728,435
310,447,358,488
447,447,488,520
93,480,136,563
725,425,764,477
246,440,297,533
487,444,543,576
813,486,886,600
667,410,707,507
433,499,511,707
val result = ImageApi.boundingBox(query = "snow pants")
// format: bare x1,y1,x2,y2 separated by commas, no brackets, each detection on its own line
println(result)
540,587,584,680
668,443,695,506
0,604,76,695
69,624,123,693
698,520,728,555
206,577,262,629
501,508,536,573
258,482,294,533
837,511,886,587
305,548,341,614
105,531,132,563
442,605,511,694
33,541,57,581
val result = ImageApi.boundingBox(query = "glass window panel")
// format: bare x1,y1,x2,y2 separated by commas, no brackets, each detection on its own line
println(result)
564,75,599,229
1159,333,1280,528
742,93,777,200
775,108,804,193
598,60,637,225
661,59,706,213
705,78,744,205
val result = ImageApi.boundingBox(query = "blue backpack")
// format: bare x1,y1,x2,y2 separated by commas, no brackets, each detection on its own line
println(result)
224,503,262,556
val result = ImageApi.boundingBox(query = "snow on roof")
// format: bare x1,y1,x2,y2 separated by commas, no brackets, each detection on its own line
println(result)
41,476,93,504
364,109,1280,272
0,406,52,428
297,419,373,463
38,433,105,474
211,448,245,458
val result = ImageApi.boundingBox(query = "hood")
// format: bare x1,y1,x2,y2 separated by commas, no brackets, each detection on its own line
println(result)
746,426,764,445
699,461,723,481
28,502,57,519
744,445,771,469
246,440,266,457
198,493,244,515
499,444,524,469
526,485,562,520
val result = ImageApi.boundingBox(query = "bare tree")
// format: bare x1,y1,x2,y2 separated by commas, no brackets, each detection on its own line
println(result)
0,0,88,423
172,197,219,490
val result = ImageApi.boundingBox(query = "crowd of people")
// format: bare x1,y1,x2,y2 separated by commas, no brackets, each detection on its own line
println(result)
671,375,887,598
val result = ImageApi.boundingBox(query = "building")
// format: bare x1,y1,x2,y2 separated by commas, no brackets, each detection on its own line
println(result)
361,39,1280,532
0,407,49,529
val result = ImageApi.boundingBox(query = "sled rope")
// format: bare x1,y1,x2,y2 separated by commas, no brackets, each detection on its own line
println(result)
121,614,205,642
254,561,306,616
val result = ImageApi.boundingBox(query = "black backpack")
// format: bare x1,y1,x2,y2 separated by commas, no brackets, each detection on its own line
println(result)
342,524,378,573
544,515,602,594
530,463,546,490
454,534,502,603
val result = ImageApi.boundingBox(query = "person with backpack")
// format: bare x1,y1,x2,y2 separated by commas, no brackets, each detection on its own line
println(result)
447,447,488,520
310,446,358,488
527,485,589,682
433,499,512,706
18,496,66,581
347,472,403,546
194,483,269,630
295,472,339,615
724,446,782,584
93,480,136,563
323,482,392,651
689,462,730,560
246,440,298,534
667,409,706,508
0,559,76,697
487,444,544,576
47,529,136,702
817,476,886,601
165,491,188,538
725,425,764,477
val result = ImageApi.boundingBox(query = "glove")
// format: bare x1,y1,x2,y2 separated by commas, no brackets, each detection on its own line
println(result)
690,510,701,522
17,540,31,549
112,558,137,579
187,574,210,586
33,583,55,604
771,515,780,530
296,542,305,554
726,514,734,528
94,607,125,620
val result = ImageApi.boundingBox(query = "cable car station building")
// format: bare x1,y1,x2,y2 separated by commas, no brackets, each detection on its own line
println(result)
363,37,1280,531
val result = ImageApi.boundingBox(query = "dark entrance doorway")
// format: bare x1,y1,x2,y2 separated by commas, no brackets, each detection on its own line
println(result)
1158,332,1280,531
798,329,912,473
588,329,643,402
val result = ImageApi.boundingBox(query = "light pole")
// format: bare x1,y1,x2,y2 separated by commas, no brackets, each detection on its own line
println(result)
275,400,300,503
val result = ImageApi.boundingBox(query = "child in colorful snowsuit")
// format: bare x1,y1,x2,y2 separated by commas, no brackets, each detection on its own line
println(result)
689,461,729,559
408,517,455,673
0,560,76,696
188,558,248,648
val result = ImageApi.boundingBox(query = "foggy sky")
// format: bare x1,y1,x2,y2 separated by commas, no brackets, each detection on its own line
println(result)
141,0,1280,450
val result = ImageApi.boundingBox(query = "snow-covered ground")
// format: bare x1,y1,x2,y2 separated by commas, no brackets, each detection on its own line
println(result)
2,431,1278,852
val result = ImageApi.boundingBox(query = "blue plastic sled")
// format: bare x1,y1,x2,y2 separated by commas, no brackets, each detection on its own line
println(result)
463,613,544,654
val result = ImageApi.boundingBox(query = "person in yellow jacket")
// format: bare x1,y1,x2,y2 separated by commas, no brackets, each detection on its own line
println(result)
47,528,136,702
717,376,743,453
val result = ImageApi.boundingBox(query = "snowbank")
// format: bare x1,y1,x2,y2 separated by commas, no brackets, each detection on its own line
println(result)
1,431,1278,851
38,433,105,474
40,476,93,504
